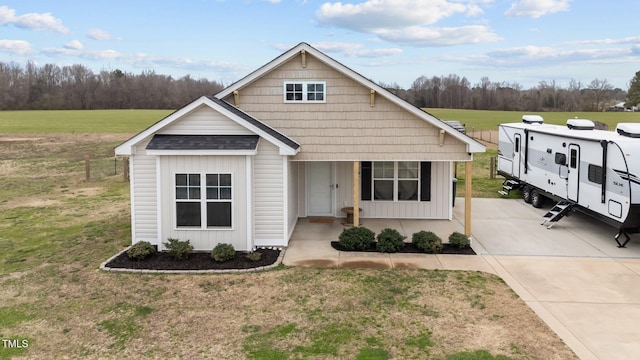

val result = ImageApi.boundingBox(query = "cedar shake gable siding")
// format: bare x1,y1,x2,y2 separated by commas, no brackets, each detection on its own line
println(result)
221,52,471,162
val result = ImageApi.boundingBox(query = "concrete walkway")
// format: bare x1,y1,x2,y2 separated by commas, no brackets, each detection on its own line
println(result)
282,198,640,360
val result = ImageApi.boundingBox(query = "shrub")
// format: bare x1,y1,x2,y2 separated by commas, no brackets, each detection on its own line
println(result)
376,228,406,253
211,243,236,262
164,238,193,260
339,226,375,251
127,241,156,260
412,231,443,254
245,252,262,262
449,232,471,249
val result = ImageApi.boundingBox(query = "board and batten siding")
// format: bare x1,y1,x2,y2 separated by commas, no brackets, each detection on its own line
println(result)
131,140,158,244
309,161,452,219
158,105,254,135
253,141,286,246
222,53,471,162
159,155,248,251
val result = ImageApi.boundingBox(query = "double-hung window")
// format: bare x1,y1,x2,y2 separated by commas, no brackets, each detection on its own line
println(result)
175,173,232,228
362,161,430,202
284,81,326,103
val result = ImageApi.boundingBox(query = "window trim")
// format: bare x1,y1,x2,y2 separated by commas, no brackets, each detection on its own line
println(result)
174,172,234,230
283,81,327,103
370,161,421,202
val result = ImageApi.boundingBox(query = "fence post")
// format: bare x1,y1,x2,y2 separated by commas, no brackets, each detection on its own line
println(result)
489,157,495,179
123,157,130,181
85,155,90,182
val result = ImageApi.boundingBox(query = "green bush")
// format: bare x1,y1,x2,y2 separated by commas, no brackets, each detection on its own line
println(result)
164,238,193,260
211,243,236,262
245,252,262,262
412,231,443,254
449,232,471,249
375,228,406,253
127,241,156,260
339,226,375,251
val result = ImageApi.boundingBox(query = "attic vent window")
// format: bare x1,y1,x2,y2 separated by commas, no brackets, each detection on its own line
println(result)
284,81,326,103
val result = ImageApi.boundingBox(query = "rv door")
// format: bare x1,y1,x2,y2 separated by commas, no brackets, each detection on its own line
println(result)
513,133,521,178
567,144,580,202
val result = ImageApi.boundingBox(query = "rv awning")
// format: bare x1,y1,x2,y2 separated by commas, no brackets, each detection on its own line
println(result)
145,134,260,155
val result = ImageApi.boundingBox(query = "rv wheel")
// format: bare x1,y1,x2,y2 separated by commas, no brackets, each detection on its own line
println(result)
531,190,545,208
522,186,532,203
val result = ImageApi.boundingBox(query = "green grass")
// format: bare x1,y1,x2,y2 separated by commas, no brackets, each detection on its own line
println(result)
427,108,640,131
0,110,172,133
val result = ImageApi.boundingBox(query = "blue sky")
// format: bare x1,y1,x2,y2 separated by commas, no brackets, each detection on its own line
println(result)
1,0,639,90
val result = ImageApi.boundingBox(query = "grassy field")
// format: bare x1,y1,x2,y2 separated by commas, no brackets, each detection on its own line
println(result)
0,110,580,359
0,109,172,133
426,108,640,131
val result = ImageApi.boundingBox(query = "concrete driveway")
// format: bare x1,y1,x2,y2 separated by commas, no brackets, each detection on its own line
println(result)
283,198,640,360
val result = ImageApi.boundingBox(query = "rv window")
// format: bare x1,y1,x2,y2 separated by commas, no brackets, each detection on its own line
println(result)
555,153,566,165
515,137,520,152
588,164,603,185
570,149,578,168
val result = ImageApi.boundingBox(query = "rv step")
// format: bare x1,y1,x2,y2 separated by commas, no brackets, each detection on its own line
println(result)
541,201,574,228
498,179,520,197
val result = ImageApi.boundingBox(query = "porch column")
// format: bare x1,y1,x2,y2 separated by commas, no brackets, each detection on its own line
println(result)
464,161,472,237
353,161,360,227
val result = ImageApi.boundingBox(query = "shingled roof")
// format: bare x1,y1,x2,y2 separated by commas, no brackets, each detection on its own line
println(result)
146,134,260,151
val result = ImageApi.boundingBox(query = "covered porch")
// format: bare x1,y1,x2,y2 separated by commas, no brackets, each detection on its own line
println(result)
283,211,491,271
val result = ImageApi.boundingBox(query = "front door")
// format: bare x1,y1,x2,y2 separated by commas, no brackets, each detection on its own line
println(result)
307,162,333,216
513,133,522,178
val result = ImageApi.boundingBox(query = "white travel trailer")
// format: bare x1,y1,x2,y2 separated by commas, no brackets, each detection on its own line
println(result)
498,115,640,247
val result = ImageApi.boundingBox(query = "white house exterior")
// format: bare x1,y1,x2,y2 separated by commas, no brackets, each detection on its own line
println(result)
115,42,485,251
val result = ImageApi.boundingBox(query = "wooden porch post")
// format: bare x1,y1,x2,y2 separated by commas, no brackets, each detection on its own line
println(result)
464,161,472,237
353,161,360,227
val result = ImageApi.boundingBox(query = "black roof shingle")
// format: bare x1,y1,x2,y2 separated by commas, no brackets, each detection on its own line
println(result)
146,134,260,151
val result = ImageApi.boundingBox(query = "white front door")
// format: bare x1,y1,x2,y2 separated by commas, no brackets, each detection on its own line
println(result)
307,162,333,216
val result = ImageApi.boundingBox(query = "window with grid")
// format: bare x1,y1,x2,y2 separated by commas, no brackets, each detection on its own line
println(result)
175,173,232,228
284,81,326,103
370,162,420,201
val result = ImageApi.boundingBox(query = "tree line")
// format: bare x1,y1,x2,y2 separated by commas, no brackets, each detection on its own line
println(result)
382,75,628,112
0,61,633,111
0,62,224,110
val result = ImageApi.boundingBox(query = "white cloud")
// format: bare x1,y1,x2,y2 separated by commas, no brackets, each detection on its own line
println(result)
316,0,497,46
377,25,501,46
505,0,571,19
317,0,479,30
0,39,33,55
64,40,83,50
87,29,114,40
0,6,69,33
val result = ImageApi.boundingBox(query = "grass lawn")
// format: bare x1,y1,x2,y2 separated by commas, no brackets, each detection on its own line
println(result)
0,109,172,133
0,110,582,359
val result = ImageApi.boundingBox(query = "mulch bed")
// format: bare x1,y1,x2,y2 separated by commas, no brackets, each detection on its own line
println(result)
331,241,476,255
105,249,281,271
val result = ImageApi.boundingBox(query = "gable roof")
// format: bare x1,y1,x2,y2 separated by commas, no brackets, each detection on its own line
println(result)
216,42,485,153
115,96,300,156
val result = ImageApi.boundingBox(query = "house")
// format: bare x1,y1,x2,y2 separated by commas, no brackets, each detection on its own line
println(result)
115,42,485,251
